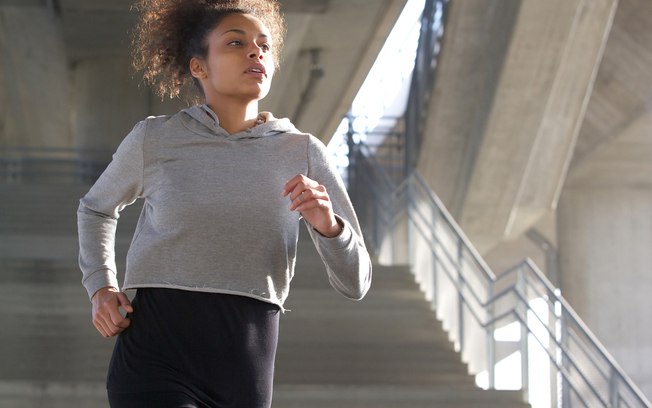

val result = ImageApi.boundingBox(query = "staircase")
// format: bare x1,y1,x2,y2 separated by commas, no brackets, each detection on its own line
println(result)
0,184,529,407
273,233,529,407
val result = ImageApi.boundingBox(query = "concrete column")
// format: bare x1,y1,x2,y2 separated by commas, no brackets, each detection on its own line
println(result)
417,0,617,253
558,187,652,399
559,112,652,398
0,6,71,147
71,56,150,152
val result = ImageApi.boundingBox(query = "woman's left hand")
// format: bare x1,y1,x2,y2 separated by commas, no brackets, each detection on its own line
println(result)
283,174,343,238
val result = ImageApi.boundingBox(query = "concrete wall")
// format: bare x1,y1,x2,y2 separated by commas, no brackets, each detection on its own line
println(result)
71,57,149,151
0,7,71,148
558,186,652,398
0,7,186,153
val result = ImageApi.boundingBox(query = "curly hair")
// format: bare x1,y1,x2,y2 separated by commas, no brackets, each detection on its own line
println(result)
131,0,286,99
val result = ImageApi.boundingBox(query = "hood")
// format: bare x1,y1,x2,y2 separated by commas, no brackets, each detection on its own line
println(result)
181,104,299,140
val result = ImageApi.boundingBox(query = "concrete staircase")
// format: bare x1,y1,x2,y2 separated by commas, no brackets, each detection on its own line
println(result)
0,184,530,407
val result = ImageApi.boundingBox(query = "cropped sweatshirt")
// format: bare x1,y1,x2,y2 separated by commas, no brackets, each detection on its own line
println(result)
77,105,372,310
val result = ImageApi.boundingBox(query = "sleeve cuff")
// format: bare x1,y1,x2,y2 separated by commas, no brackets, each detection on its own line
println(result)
83,268,119,300
312,215,354,250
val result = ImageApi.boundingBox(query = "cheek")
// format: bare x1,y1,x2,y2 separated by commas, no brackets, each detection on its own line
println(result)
206,57,233,80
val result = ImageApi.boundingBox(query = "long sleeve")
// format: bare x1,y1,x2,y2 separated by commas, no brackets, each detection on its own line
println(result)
305,135,372,300
77,120,146,299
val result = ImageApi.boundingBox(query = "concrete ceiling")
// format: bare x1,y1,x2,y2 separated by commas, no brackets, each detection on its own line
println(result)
0,0,406,142
416,0,652,252
567,0,652,188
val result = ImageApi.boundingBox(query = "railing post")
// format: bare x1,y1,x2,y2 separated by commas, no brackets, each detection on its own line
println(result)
609,368,620,408
346,111,356,200
430,201,438,310
457,237,464,353
517,266,529,401
559,304,571,408
551,294,563,408
487,284,496,389
407,175,416,273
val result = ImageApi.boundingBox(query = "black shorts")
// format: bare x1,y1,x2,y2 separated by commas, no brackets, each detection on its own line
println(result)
106,288,280,408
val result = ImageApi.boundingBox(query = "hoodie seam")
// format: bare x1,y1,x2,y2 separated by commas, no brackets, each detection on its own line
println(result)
180,112,225,139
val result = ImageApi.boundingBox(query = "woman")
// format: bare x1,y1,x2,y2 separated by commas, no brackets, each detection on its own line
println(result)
77,0,372,407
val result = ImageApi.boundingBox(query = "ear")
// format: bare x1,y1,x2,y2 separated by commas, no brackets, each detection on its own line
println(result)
189,57,208,79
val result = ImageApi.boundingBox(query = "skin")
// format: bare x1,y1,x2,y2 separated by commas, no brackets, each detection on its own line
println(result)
91,13,342,338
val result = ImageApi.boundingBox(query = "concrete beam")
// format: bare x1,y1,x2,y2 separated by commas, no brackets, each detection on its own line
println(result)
417,0,521,218
567,109,652,189
418,0,617,252
573,0,652,164
269,0,407,142
502,0,618,239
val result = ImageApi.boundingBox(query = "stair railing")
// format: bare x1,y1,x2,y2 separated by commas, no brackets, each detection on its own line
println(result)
0,146,110,184
348,148,651,408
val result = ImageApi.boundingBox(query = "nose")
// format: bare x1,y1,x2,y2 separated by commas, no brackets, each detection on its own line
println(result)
248,46,264,60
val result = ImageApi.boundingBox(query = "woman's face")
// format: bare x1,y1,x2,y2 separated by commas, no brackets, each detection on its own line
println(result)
197,13,275,102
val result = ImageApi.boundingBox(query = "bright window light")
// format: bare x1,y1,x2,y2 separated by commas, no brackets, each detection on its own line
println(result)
328,0,427,171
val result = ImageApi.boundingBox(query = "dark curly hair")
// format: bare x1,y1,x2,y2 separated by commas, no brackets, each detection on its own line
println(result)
132,0,286,99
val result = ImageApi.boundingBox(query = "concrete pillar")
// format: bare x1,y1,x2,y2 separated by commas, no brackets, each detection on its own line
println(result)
558,187,652,399
417,0,617,253
71,56,149,152
559,112,652,399
0,6,71,147
416,0,522,217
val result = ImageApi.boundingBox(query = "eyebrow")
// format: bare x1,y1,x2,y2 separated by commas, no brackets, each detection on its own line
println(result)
221,28,269,40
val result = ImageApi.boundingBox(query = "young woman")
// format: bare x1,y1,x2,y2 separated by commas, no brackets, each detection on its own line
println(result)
77,0,372,407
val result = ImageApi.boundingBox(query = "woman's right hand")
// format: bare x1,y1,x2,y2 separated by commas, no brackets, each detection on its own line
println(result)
91,287,133,337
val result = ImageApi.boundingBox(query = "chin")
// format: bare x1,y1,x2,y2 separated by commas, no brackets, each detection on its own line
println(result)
252,85,272,101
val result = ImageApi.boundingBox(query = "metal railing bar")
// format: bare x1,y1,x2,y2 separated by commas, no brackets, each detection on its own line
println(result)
405,207,491,313
510,284,612,407
349,140,651,407
401,188,644,407
401,187,648,402
519,260,651,406
357,145,398,190
499,310,595,408
490,261,650,403
407,193,480,276
412,173,496,280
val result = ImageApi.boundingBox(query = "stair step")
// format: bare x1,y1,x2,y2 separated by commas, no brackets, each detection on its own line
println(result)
0,184,530,407
0,382,530,408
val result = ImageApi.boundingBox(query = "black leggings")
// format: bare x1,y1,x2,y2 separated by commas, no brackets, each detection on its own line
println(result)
106,288,280,408
108,390,206,408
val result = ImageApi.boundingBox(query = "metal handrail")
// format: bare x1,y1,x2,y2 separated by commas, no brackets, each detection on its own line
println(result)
0,147,111,184
349,156,651,407
332,0,648,403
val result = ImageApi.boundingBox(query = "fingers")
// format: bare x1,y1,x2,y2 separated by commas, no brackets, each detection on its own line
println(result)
92,289,132,338
117,292,133,313
283,174,318,199
94,308,130,338
289,186,330,212
283,174,328,210
282,174,342,237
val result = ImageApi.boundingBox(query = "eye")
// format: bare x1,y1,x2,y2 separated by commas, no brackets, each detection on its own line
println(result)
260,43,271,52
227,40,243,46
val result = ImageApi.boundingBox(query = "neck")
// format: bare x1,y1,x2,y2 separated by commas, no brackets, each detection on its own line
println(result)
206,99,260,134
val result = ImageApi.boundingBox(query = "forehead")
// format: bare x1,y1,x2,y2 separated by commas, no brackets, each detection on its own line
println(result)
215,13,271,38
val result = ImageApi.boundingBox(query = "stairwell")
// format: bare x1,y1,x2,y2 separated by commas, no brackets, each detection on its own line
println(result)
0,184,529,407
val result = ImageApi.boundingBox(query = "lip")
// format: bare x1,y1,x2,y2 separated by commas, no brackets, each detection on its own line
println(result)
245,63,267,78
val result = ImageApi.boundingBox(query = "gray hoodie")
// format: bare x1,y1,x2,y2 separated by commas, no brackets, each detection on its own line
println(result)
78,105,372,310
